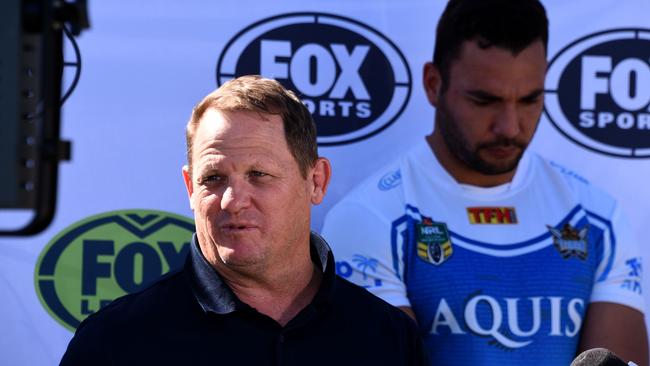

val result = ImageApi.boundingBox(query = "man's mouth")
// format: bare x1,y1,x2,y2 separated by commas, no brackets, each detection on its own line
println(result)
484,145,520,159
219,223,258,234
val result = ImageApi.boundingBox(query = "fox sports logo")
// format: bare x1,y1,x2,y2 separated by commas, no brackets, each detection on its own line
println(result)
216,13,412,146
545,29,650,158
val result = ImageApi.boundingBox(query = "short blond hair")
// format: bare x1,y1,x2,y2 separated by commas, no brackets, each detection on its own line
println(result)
185,75,318,178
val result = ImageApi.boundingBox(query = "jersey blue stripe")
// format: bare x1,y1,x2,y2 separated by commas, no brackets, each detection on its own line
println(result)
449,231,551,249
586,210,616,282
448,205,584,250
405,204,421,215
390,214,409,281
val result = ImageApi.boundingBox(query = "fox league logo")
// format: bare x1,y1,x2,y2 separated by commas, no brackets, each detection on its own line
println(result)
545,29,650,158
35,210,194,331
216,13,412,145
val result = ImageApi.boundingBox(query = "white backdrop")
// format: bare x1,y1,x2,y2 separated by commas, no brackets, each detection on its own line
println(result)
1,1,649,364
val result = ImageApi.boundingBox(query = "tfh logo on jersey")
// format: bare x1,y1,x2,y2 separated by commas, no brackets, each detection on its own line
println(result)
429,295,584,349
545,29,650,158
35,210,194,331
216,13,412,145
416,218,453,265
467,207,517,224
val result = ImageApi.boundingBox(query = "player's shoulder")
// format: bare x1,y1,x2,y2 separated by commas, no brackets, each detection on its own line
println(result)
327,157,405,219
532,153,617,212
352,158,404,200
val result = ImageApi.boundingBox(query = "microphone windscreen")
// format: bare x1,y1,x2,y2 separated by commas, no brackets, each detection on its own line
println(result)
570,348,628,366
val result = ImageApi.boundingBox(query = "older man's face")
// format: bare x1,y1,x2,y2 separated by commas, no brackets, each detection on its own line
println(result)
183,109,318,273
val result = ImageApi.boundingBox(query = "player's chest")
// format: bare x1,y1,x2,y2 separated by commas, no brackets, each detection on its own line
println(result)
394,189,603,295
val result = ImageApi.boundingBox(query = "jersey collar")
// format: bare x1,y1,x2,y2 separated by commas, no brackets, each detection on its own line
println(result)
412,138,532,196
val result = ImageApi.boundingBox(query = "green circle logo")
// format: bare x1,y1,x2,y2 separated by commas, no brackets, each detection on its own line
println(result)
35,209,195,331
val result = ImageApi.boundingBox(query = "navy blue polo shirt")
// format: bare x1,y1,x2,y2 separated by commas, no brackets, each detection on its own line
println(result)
60,233,428,365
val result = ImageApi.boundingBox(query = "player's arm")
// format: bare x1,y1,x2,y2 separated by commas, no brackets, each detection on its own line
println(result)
578,302,648,366
321,200,412,308
582,203,648,365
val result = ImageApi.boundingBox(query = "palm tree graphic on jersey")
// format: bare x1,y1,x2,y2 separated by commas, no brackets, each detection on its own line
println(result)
352,254,378,280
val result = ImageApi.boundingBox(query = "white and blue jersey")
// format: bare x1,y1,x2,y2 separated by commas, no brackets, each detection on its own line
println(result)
322,139,643,365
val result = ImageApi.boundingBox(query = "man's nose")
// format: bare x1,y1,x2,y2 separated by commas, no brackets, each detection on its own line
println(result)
220,181,251,213
493,104,521,138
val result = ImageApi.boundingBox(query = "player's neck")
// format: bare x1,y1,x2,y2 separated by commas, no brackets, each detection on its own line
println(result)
426,134,517,187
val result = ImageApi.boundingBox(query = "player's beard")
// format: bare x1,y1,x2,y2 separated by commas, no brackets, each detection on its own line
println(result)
435,98,528,176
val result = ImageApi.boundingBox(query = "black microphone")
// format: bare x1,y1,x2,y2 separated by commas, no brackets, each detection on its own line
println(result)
570,348,635,366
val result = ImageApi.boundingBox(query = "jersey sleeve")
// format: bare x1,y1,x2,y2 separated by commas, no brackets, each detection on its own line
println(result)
321,200,411,308
590,202,644,312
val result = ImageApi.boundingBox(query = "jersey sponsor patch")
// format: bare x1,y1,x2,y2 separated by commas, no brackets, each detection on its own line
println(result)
416,217,453,265
467,207,518,224
428,295,584,349
547,223,588,260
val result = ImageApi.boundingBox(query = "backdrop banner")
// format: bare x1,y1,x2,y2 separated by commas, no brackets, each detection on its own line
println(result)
1,1,649,364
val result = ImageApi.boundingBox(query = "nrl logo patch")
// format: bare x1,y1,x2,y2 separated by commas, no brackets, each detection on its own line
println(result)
547,223,588,260
416,217,453,265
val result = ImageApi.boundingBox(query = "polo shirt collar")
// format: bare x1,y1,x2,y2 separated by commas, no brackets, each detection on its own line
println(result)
187,233,237,314
187,232,333,315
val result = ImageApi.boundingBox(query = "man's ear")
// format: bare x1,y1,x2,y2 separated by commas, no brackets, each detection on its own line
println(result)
423,62,443,107
309,158,332,205
182,165,195,210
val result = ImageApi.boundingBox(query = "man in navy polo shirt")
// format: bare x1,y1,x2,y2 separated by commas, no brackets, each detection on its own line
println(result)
60,75,428,365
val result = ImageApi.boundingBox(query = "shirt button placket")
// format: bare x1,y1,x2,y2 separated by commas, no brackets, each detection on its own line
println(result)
275,333,285,365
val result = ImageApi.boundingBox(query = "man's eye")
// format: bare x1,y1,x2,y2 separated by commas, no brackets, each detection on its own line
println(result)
521,97,541,105
200,175,223,184
250,171,268,178
471,98,493,106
